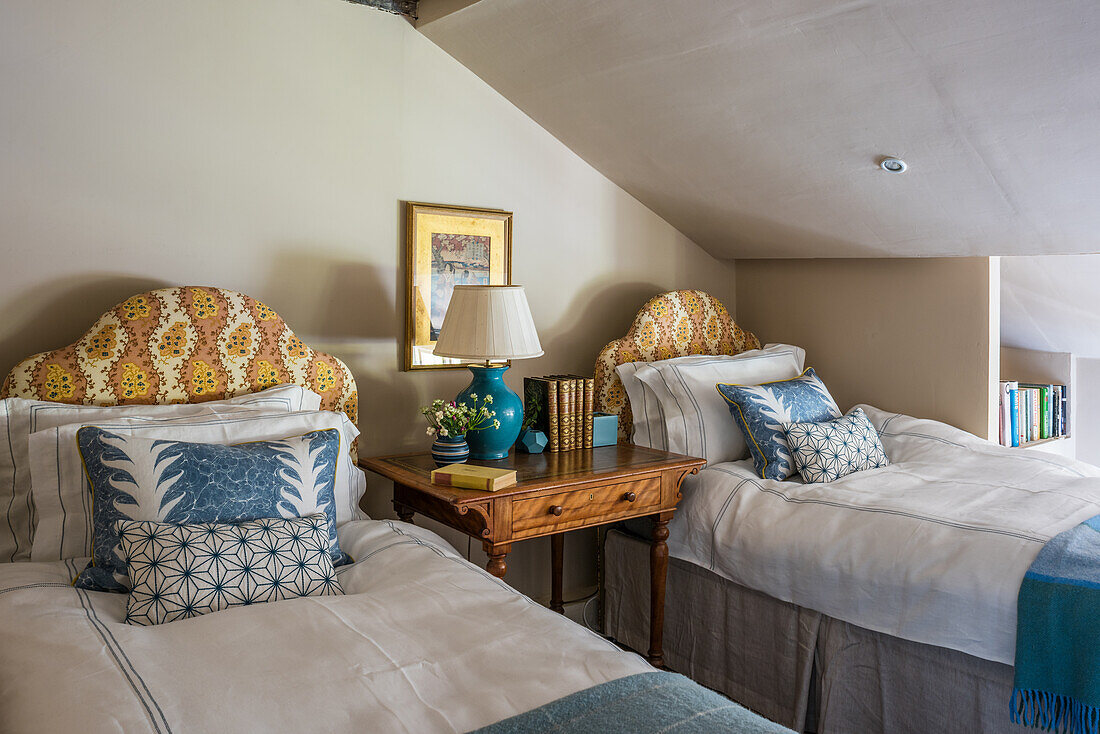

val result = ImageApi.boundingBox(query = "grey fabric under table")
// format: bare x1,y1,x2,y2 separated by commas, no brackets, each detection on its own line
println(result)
603,528,1031,734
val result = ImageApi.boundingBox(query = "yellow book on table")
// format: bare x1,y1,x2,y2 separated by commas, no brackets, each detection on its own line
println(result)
430,464,518,491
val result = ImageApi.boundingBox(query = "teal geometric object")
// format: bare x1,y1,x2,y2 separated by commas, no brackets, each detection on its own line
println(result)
592,412,618,447
457,364,523,461
517,429,548,454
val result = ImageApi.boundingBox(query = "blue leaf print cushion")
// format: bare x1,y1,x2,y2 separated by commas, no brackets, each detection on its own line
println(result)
716,368,842,480
75,426,349,592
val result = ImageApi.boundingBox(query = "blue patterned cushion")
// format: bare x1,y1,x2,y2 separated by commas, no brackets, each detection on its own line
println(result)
782,408,890,483
118,513,344,626
75,426,349,591
716,368,842,480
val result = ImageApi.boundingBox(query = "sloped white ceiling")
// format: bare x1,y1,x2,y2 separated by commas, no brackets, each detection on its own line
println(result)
1002,256,1100,359
420,0,1100,258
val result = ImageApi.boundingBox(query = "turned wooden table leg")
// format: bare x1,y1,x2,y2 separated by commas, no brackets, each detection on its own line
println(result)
394,501,415,524
550,533,565,614
648,512,672,668
486,547,509,579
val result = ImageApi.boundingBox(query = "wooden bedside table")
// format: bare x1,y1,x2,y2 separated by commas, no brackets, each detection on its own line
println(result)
360,444,704,667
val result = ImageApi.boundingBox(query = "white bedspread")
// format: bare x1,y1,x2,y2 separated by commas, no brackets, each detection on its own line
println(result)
0,520,649,733
668,405,1100,665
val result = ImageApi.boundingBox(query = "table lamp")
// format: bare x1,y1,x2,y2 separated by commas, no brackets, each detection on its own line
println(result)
433,285,543,460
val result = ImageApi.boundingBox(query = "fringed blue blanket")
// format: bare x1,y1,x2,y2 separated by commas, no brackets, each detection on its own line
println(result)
469,671,794,734
1013,515,1100,733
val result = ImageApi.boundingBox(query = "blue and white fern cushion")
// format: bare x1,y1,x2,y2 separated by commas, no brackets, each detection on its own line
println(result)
716,368,842,480
118,513,344,626
75,426,349,592
781,408,890,483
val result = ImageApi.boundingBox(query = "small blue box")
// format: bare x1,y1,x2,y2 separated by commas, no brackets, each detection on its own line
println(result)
592,412,618,447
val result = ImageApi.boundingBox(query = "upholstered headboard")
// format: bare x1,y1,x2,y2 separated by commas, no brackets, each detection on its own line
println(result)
593,289,760,442
0,286,358,427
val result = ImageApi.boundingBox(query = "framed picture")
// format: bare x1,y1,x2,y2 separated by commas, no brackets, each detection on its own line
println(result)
404,202,513,370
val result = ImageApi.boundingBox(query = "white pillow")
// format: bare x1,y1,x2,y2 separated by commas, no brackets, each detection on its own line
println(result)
632,344,806,465
615,361,668,450
0,383,321,563
29,408,365,562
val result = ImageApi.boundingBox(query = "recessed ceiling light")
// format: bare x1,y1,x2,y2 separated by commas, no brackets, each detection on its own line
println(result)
880,157,908,173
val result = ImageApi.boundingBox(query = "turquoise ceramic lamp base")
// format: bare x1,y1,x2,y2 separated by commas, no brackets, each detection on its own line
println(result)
457,364,523,460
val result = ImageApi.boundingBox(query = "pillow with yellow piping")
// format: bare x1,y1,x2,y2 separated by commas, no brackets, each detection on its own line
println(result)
716,368,841,480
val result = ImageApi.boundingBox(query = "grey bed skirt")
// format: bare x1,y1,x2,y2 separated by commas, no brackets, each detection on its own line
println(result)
603,528,1031,734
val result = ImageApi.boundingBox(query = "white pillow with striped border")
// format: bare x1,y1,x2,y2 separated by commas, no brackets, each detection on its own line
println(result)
631,344,805,465
28,408,365,563
615,361,668,449
0,383,320,563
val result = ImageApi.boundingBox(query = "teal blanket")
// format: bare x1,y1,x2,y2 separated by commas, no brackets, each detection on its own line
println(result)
1013,514,1100,733
468,671,793,734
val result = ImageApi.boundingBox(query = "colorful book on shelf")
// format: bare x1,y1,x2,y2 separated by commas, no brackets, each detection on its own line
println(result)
1047,385,1054,438
1009,384,1020,447
1031,389,1040,442
1016,388,1024,445
1000,381,1019,447
1053,387,1060,438
1056,387,1064,440
1016,383,1069,443
430,464,518,491
1044,385,1052,439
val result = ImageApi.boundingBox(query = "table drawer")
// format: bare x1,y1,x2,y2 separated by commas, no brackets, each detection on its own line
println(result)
511,476,662,536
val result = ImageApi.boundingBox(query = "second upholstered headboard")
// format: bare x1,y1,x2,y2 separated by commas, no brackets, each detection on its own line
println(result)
593,289,760,442
0,286,359,427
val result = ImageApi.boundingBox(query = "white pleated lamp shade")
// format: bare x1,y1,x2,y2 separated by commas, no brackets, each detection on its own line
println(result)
433,285,544,361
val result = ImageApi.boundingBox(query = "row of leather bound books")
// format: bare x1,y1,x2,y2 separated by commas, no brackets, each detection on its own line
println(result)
522,375,595,452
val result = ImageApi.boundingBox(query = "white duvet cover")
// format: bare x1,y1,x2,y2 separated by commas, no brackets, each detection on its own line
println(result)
668,405,1100,665
0,520,649,733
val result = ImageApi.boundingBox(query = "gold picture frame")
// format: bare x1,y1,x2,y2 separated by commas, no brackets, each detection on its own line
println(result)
404,202,513,371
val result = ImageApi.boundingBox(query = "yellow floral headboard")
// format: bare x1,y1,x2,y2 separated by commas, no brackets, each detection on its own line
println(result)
593,290,760,442
0,286,358,428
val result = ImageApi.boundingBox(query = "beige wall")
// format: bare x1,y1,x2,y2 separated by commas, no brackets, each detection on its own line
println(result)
0,0,736,600
1075,358,1100,468
735,258,999,439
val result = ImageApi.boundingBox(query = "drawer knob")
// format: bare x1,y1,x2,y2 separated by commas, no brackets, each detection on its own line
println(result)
549,505,564,516
624,491,637,503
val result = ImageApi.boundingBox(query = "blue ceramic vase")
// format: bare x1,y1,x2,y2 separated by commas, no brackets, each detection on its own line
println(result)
431,434,469,467
457,364,523,460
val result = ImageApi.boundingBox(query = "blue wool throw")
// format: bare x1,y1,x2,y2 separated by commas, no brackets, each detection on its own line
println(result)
1013,515,1100,733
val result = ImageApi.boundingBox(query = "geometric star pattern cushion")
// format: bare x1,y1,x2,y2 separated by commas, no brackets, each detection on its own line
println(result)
117,513,343,626
75,426,348,592
782,407,890,484
716,368,842,481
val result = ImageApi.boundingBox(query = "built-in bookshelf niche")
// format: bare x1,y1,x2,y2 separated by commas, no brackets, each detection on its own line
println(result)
999,347,1075,458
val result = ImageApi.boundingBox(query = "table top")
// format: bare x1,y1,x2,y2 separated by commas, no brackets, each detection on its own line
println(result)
360,444,705,506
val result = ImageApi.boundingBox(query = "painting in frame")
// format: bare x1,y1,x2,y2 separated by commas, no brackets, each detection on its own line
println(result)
404,202,512,370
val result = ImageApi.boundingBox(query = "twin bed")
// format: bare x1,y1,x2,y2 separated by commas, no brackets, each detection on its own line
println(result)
0,286,791,734
594,289,1100,734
